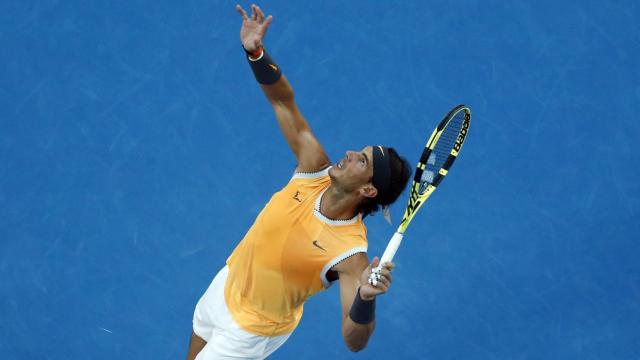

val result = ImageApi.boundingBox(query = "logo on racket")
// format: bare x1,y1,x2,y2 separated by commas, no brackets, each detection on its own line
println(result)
453,116,470,152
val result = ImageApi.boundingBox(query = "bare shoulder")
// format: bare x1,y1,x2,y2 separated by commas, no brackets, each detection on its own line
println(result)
332,252,369,277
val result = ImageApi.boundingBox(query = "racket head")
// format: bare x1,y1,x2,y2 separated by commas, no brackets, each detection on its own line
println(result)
416,104,471,191
398,105,471,232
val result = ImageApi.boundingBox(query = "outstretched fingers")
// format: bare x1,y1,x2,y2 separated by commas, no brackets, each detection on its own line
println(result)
237,4,272,29
261,15,273,32
236,4,249,20
253,4,273,29
250,4,257,20
253,4,264,22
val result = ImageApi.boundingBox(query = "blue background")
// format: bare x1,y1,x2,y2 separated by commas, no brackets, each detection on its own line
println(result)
2,0,639,359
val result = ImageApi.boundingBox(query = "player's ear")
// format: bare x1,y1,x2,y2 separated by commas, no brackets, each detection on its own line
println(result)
360,184,378,199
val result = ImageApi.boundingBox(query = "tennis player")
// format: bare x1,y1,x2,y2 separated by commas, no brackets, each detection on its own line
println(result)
186,4,412,359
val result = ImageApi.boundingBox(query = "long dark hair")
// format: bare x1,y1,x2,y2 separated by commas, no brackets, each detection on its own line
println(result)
358,147,411,218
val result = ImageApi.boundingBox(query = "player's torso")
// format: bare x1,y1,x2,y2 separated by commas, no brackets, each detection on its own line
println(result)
255,181,351,295
225,173,367,335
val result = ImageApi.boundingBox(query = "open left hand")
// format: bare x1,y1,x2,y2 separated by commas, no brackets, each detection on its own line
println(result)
236,4,273,52
359,257,395,300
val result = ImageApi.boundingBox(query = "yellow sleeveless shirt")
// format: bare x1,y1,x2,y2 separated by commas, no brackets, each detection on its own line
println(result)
224,168,368,336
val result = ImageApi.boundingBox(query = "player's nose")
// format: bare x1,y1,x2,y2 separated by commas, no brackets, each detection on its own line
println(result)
345,150,355,161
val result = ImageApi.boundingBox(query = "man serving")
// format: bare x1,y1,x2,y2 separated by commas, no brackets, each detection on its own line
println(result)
187,4,412,359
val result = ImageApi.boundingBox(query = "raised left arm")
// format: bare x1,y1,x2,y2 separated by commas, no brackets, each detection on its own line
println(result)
235,4,330,173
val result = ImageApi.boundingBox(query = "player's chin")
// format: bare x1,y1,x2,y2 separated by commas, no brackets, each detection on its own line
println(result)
328,166,342,180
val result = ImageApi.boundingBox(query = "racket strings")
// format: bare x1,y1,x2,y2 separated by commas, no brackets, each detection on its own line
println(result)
426,112,466,175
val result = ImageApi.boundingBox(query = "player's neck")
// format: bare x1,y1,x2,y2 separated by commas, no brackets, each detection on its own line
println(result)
319,186,360,221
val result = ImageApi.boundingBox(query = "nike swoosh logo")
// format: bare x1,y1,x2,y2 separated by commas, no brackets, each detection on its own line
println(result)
312,240,326,252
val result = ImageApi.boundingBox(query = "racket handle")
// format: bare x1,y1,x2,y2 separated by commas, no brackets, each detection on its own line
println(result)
379,231,404,265
369,232,404,285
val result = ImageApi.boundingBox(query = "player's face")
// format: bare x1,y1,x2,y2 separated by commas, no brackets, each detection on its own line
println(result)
329,146,375,193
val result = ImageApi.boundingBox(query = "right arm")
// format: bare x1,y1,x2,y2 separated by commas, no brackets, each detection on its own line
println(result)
333,254,395,352
236,4,330,173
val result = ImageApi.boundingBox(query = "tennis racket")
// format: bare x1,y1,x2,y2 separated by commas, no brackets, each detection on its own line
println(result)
369,104,472,285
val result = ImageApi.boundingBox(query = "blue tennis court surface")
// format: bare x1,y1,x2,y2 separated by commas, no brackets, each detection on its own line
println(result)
2,1,639,359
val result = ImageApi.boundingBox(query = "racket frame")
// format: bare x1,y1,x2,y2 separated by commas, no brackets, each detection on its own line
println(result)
370,105,472,282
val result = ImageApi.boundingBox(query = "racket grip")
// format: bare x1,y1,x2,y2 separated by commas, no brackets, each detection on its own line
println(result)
379,232,404,265
370,232,404,285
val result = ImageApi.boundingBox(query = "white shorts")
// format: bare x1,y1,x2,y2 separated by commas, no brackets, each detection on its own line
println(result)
192,266,292,359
